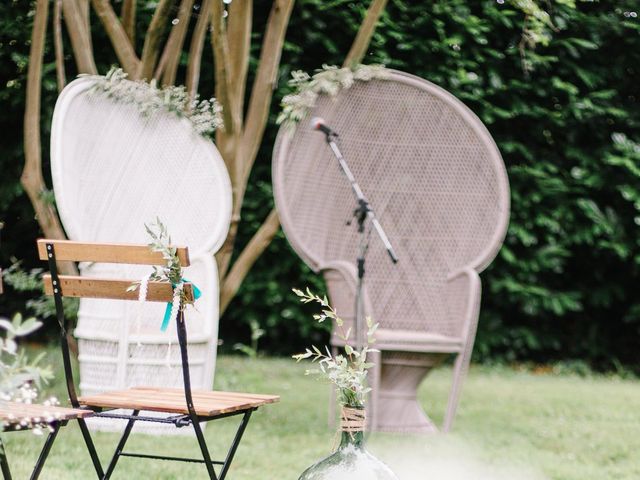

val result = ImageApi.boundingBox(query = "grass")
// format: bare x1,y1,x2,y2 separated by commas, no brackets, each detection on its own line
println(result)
2,351,639,479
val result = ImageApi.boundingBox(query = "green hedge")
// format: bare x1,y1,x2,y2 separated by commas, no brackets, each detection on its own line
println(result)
1,1,639,369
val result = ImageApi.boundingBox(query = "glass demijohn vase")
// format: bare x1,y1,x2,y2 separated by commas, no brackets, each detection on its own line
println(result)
298,406,399,480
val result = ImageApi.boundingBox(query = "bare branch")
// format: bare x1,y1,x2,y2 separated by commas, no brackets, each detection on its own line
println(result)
240,0,295,184
91,0,140,76
53,0,66,92
23,0,49,205
186,0,212,100
343,0,388,68
23,0,77,276
217,214,240,279
210,0,240,193
138,0,176,80
212,0,253,192
121,0,137,45
62,0,97,74
78,0,93,52
216,0,293,280
227,0,252,128
211,0,234,136
219,209,280,314
158,0,194,86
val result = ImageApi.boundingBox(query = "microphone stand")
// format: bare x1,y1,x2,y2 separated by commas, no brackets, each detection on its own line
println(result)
318,130,398,350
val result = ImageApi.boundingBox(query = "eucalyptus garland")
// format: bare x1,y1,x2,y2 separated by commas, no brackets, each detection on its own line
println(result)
277,64,389,130
86,68,223,137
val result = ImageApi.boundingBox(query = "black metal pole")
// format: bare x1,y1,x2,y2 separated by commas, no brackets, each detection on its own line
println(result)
317,131,398,349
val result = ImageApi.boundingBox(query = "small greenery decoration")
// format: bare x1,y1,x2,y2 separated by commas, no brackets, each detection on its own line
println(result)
277,64,389,130
128,218,190,309
87,68,223,137
292,288,378,408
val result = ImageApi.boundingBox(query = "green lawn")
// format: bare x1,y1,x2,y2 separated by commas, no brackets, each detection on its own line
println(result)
2,353,639,479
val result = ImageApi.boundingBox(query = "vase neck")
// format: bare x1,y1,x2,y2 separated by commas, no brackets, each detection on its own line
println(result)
339,430,365,448
339,406,366,448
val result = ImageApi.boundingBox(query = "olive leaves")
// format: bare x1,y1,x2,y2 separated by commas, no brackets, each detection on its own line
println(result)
292,288,378,408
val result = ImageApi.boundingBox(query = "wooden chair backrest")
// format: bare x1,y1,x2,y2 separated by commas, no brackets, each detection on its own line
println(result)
38,239,194,303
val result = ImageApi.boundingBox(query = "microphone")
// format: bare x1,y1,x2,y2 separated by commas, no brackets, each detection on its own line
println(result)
310,117,338,138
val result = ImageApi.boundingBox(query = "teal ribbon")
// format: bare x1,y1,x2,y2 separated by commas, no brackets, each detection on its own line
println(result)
161,279,201,331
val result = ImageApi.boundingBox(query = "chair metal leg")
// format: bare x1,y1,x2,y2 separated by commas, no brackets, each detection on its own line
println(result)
1,437,12,480
77,418,104,478
103,410,139,480
29,423,61,480
192,416,218,480
69,409,258,479
219,410,253,480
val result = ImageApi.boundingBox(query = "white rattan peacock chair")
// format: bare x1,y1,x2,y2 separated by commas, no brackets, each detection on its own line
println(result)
50,76,232,433
273,70,510,433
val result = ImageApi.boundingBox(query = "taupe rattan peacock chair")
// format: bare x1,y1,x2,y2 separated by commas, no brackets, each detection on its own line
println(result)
273,70,510,433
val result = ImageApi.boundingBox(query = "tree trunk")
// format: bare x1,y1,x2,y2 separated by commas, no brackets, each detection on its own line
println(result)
62,0,97,74
215,0,295,282
186,0,212,100
22,0,77,277
344,0,389,67
138,0,176,80
217,0,390,313
53,0,67,92
91,0,140,76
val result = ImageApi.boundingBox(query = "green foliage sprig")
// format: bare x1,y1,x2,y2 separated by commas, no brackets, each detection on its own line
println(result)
277,64,389,129
144,218,183,286
292,288,378,408
128,218,190,308
88,68,223,137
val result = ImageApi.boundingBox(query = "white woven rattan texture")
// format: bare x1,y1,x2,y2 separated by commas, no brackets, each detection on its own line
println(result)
49,78,231,432
51,80,231,255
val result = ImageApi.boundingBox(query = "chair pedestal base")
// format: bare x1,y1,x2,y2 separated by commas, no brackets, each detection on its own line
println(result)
375,352,447,433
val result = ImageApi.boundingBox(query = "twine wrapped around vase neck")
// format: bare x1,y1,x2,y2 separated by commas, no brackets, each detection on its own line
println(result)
340,406,366,432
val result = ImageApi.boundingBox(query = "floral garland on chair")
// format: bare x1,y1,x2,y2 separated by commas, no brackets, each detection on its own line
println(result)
277,64,390,130
86,67,223,137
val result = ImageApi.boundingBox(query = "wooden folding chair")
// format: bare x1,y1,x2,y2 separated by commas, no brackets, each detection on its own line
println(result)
38,239,279,480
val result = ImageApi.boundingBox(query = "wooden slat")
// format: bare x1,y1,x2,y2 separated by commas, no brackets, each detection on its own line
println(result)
79,387,280,417
134,387,278,402
0,401,93,426
43,274,194,303
37,239,190,266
